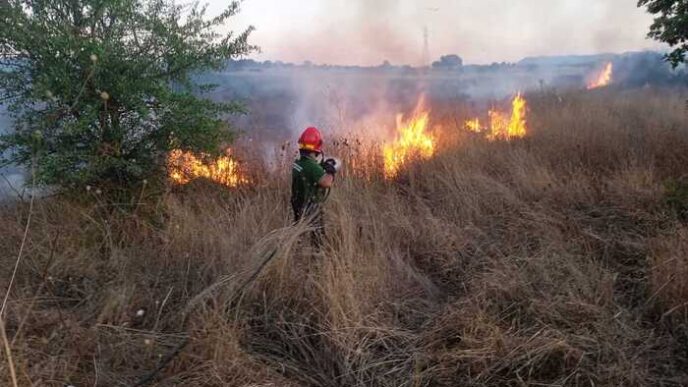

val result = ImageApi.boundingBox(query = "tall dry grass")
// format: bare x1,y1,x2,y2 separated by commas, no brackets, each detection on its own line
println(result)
1,87,688,386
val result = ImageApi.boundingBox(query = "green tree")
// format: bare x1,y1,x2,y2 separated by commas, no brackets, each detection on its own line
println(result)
0,0,255,193
639,0,688,67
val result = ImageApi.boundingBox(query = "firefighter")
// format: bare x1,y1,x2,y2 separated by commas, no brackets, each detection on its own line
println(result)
291,127,337,246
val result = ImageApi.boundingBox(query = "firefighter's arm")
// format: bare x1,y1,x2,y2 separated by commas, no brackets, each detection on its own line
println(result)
318,160,337,188
318,173,334,188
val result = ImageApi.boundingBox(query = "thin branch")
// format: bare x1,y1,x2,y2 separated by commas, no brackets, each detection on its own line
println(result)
0,159,36,318
0,173,24,202
0,317,18,387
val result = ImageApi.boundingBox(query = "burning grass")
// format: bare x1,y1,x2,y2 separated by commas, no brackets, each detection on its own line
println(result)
587,62,614,90
2,88,688,386
382,95,436,178
464,93,529,142
168,148,249,188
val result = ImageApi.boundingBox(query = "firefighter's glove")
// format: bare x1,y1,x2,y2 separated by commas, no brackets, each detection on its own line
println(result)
322,159,337,175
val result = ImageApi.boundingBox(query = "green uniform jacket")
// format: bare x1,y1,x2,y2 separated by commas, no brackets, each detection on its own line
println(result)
291,156,327,219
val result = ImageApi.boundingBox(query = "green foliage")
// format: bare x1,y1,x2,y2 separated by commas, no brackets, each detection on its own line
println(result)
664,177,688,221
0,0,255,193
638,0,688,67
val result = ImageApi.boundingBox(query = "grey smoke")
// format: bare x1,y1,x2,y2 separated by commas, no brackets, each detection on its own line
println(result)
239,0,661,66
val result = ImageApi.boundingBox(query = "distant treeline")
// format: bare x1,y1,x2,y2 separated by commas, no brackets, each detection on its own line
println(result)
225,51,687,88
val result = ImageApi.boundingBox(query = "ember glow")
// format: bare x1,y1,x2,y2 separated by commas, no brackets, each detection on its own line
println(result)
465,118,482,133
168,149,248,188
382,96,436,178
466,94,528,141
587,62,613,89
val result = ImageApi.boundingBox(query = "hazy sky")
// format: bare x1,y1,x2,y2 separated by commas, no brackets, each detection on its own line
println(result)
211,0,662,66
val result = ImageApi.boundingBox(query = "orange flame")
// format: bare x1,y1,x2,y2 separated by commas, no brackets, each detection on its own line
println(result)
168,149,248,188
503,93,527,140
465,118,482,133
466,94,528,142
382,95,436,178
587,62,613,89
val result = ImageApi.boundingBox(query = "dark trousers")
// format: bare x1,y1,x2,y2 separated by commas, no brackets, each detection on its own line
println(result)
293,203,325,247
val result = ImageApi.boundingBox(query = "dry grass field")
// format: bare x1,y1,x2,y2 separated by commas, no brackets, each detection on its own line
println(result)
1,87,688,386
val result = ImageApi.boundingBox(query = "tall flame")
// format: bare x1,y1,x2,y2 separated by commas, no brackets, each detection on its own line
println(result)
168,149,248,188
587,62,613,89
382,95,436,178
466,94,528,142
507,93,527,139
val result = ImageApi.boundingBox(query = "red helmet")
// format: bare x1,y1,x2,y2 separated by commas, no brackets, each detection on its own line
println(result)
298,126,323,152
